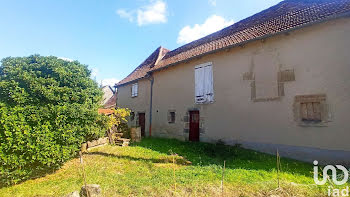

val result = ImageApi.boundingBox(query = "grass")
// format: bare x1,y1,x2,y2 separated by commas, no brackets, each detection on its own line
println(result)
0,138,344,196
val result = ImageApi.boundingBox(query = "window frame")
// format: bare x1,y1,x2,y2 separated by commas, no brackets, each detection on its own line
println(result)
294,94,329,126
243,69,295,102
168,110,176,124
131,83,138,98
300,102,321,123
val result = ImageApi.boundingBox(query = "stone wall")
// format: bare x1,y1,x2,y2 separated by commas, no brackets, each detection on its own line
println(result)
81,137,109,152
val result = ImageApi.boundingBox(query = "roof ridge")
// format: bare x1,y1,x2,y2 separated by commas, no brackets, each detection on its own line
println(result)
115,46,169,86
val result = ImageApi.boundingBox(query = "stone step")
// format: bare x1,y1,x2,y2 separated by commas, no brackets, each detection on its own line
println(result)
114,137,130,147
115,141,129,147
115,138,130,142
115,133,124,138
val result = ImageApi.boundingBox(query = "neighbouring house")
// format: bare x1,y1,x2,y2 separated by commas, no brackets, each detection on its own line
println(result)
103,93,117,109
115,0,350,164
101,85,117,109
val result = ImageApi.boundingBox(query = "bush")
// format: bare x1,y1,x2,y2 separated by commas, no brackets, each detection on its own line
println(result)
0,55,108,186
107,108,131,130
106,108,131,140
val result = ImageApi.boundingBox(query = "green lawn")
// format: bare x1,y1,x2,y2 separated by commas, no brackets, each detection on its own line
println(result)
0,138,340,196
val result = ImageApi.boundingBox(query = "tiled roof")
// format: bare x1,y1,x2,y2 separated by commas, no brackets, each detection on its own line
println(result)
103,93,117,109
117,0,350,86
98,108,114,115
151,0,350,71
116,46,169,86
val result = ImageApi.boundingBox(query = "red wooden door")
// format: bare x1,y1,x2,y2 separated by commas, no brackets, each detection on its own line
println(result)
138,113,145,137
189,111,200,141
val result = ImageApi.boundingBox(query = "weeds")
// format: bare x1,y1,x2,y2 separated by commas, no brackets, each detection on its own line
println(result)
0,138,340,196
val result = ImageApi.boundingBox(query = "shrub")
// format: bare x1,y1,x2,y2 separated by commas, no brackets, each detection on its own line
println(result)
106,108,131,140
0,55,108,186
107,108,131,131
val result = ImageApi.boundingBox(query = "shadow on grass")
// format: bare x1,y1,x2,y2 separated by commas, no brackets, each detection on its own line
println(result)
130,137,313,177
0,160,67,189
1,138,314,189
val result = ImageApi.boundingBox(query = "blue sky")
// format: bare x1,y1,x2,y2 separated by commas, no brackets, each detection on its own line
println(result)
0,0,282,86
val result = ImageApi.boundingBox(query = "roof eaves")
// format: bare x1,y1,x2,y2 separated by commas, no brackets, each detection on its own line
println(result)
114,76,147,88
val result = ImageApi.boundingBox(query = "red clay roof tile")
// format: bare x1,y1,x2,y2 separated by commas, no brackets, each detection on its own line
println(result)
117,0,350,87
98,108,114,115
116,46,169,86
150,0,350,72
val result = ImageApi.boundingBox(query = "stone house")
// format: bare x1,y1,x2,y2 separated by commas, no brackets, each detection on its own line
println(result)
115,0,350,164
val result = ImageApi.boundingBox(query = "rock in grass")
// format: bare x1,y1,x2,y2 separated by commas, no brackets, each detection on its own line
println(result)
64,191,79,197
80,184,101,197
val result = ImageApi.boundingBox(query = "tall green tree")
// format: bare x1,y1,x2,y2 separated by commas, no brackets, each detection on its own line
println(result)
0,55,108,185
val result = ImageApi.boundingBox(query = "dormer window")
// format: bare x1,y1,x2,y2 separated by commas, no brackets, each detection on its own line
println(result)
131,83,138,97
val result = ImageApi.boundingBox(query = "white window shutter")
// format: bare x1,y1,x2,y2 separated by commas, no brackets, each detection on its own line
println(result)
195,63,214,104
204,65,214,102
131,84,134,97
195,66,205,103
131,83,138,97
136,83,138,96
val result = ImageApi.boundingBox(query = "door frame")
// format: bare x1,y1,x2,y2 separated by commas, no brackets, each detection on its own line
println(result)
189,110,200,142
138,112,146,137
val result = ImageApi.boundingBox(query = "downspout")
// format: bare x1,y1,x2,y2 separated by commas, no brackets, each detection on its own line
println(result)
148,74,154,137
113,85,118,108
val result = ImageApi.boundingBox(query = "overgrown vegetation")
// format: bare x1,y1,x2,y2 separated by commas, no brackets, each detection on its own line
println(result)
0,55,108,185
1,138,342,196
107,108,131,130
107,108,131,142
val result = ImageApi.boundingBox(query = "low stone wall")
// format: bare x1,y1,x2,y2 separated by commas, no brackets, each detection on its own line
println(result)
81,137,109,152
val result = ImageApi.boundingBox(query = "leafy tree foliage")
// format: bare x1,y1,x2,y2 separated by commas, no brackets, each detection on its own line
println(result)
0,55,108,185
107,108,131,130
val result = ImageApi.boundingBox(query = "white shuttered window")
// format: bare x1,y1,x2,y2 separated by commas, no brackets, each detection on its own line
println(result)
195,63,214,104
131,83,138,97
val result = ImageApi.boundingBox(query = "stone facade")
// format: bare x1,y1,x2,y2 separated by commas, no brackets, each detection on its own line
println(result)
117,17,350,164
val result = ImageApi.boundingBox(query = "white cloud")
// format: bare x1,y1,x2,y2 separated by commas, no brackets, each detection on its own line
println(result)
91,68,99,79
209,0,217,6
137,0,167,26
101,78,120,87
177,15,234,44
116,9,134,22
58,57,73,62
116,0,167,26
